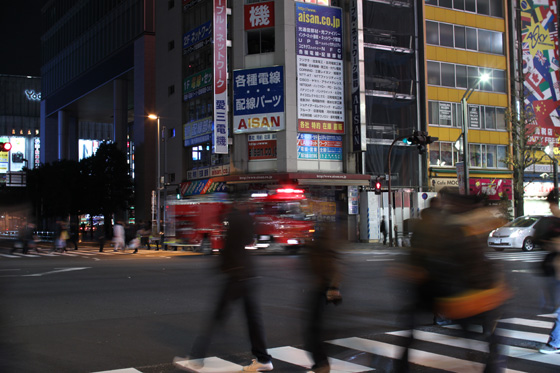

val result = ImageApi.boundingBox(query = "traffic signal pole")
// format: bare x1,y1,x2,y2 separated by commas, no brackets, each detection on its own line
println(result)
387,136,407,247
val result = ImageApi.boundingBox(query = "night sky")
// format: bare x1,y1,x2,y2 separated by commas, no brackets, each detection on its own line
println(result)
0,1,44,77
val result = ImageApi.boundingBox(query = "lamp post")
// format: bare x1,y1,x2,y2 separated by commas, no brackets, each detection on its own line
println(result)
460,72,490,195
545,143,559,198
148,114,161,234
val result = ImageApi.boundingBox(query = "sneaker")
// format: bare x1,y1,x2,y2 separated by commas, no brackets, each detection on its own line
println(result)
539,344,560,354
243,359,273,371
172,356,204,371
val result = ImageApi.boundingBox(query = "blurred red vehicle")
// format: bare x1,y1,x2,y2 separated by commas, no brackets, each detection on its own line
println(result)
250,188,315,253
163,196,230,253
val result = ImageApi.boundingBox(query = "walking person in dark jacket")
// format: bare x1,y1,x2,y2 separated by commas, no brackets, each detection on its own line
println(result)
304,220,343,373
380,216,387,245
174,200,273,372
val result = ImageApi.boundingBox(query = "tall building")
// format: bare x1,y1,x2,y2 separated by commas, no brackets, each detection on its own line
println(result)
422,0,512,202
40,0,156,222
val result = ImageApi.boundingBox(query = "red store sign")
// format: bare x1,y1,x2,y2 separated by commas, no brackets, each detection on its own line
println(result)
244,1,275,30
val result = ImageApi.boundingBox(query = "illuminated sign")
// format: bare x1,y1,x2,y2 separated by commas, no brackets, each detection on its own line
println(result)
25,90,41,101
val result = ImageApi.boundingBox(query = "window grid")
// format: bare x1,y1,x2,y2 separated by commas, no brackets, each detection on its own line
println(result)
430,141,507,169
426,61,506,94
428,100,506,131
425,0,503,18
426,20,504,55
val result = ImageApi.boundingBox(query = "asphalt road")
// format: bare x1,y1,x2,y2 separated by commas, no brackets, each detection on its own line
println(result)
0,243,557,372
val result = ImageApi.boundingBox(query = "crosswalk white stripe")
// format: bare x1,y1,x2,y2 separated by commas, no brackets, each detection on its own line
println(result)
11,253,41,257
328,337,525,373
91,368,143,373
539,314,558,319
172,356,242,372
0,253,21,258
269,346,371,372
445,324,550,343
389,329,560,366
500,318,554,329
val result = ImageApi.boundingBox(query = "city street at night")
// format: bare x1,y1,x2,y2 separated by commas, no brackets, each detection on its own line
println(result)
1,243,559,373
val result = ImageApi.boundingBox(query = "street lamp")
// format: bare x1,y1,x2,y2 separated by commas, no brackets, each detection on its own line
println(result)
460,72,490,195
545,143,559,198
148,114,161,234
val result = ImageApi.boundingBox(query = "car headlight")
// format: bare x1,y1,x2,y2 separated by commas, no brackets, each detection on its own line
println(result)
489,230,496,237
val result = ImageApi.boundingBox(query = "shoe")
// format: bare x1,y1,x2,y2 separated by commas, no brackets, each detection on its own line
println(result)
539,344,560,354
307,364,330,373
173,356,204,371
243,359,273,371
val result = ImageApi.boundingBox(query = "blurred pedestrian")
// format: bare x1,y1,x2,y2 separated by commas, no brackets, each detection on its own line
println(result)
304,220,343,373
113,221,126,252
53,220,69,253
380,216,387,245
126,223,139,254
96,225,106,252
537,191,560,354
394,190,509,372
138,221,151,249
173,201,273,372
11,222,37,254
68,222,79,250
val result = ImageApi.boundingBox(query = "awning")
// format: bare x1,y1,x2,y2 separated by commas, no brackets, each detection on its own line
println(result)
215,172,372,186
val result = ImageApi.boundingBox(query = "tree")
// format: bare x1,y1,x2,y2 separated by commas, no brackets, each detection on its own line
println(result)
505,107,544,218
82,143,133,233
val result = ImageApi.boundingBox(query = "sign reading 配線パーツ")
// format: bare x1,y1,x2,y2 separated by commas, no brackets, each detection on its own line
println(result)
233,66,285,134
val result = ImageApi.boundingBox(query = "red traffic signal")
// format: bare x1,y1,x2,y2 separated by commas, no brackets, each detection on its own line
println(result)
0,142,12,152
374,181,382,195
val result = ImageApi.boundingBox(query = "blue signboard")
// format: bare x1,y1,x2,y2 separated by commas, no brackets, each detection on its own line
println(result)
183,21,212,54
233,65,285,133
183,117,213,147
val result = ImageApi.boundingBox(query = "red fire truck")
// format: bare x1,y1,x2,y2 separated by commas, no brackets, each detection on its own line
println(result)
163,196,230,253
250,188,315,252
163,188,315,253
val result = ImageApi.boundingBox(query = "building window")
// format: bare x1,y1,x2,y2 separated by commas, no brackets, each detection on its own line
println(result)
168,85,175,96
429,100,507,130
426,0,502,17
168,40,175,51
427,61,507,93
247,28,275,55
168,0,174,9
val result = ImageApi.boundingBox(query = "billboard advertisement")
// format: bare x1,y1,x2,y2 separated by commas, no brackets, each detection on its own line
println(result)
183,68,212,101
213,0,228,154
295,2,344,134
233,66,285,134
522,0,560,145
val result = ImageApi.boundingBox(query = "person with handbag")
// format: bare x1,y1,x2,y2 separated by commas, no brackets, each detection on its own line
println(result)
304,219,343,373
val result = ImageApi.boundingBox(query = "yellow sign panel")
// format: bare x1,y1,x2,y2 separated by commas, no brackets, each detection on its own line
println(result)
526,21,555,56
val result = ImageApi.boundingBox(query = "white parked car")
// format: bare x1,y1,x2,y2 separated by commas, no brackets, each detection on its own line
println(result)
487,215,546,252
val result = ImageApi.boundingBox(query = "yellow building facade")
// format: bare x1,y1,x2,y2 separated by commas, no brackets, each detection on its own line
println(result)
423,2,513,201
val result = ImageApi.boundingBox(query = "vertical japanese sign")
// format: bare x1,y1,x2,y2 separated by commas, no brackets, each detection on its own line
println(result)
233,66,285,134
296,3,344,134
244,1,275,30
521,0,560,145
213,0,228,154
350,0,366,152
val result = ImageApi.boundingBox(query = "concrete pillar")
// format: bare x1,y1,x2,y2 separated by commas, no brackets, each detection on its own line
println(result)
133,34,156,223
67,115,79,161
58,111,68,160
40,101,59,164
113,79,128,151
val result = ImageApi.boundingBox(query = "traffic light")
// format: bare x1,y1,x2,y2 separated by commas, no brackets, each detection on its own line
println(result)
0,142,12,152
374,180,382,195
404,131,438,154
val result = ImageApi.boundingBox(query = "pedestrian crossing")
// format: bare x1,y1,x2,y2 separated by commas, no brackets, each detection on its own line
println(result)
0,248,197,259
485,250,548,263
94,314,560,372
